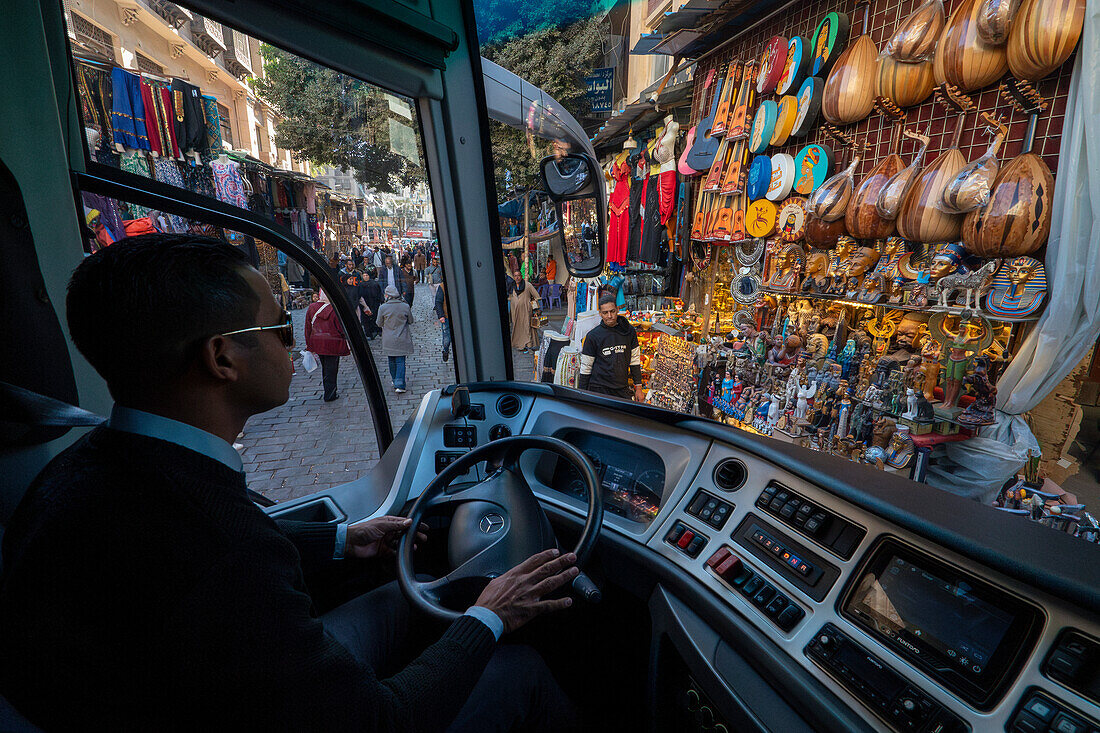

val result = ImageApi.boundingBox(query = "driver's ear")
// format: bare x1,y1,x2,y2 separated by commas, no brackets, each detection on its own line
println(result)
198,335,244,384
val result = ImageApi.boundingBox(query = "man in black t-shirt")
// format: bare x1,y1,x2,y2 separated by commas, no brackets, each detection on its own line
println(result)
578,292,644,401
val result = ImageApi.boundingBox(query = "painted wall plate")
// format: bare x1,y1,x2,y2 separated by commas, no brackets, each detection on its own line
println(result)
749,100,778,154
757,35,789,95
766,153,796,201
747,198,778,238
777,197,808,241
793,143,835,195
791,76,824,138
747,155,772,200
770,95,799,147
810,12,851,77
777,36,811,95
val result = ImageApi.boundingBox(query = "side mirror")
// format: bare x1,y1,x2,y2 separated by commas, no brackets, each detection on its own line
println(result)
539,153,606,278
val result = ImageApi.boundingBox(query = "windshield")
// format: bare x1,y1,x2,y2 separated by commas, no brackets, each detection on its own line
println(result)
471,0,1099,552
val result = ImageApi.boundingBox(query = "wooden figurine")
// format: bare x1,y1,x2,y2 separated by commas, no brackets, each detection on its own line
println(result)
919,338,942,400
957,355,998,426
801,251,831,294
843,247,881,298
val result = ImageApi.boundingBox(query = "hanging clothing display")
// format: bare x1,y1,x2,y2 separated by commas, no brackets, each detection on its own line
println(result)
659,169,677,225
626,154,645,263
171,79,206,154
110,68,149,151
639,169,663,264
138,81,164,157
607,159,630,265
76,64,112,150
210,159,248,209
201,95,223,151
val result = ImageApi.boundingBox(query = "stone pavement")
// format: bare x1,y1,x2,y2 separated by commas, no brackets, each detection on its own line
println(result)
238,283,538,503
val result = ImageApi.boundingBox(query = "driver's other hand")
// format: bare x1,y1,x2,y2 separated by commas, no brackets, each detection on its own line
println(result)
473,549,578,634
345,516,428,560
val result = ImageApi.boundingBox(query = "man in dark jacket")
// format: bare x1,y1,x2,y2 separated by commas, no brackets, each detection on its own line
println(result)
435,281,451,362
359,267,383,338
579,292,644,401
0,235,578,732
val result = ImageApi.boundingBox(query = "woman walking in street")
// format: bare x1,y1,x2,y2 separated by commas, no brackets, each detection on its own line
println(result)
507,269,540,353
304,290,349,402
377,285,414,393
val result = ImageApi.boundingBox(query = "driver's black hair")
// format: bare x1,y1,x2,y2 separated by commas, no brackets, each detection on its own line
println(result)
67,234,259,402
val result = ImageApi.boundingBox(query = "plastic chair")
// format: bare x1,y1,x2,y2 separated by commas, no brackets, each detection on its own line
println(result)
548,283,563,309
538,282,550,309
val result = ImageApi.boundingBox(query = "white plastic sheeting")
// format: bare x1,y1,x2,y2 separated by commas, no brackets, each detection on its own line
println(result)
925,9,1098,499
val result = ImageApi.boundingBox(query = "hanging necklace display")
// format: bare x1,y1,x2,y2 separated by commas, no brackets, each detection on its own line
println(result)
731,266,763,304
735,238,765,266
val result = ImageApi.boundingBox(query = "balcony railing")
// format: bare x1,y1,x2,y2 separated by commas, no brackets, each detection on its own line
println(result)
189,15,225,58
146,0,192,29
223,28,253,78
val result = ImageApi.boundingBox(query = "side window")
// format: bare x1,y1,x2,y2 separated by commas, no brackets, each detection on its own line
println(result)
64,5,450,498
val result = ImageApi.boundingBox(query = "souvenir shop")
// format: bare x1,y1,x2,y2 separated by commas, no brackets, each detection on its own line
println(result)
566,0,1098,537
74,55,325,260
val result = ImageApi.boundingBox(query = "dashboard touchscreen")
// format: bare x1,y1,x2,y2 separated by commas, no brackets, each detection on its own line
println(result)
842,539,1042,708
548,429,664,525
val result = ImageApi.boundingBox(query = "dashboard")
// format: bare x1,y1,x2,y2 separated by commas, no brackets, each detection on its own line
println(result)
355,384,1100,733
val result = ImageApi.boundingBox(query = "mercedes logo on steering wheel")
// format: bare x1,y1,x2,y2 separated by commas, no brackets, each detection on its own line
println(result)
479,513,505,534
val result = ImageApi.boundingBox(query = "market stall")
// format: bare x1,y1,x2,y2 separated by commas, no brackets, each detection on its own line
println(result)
584,0,1096,541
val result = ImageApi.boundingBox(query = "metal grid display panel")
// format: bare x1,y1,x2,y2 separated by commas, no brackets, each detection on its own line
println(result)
687,0,1075,207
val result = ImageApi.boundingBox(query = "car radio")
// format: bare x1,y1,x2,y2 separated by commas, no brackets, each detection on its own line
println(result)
840,538,1043,709
806,623,969,733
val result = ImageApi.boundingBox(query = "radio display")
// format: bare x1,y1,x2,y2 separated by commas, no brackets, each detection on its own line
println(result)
842,540,1042,709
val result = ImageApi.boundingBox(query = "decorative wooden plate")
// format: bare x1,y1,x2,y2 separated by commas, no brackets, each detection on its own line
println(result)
757,36,789,95
767,153,796,201
777,197,808,241
747,199,778,238
770,95,799,147
793,143,835,195
791,76,824,138
749,100,778,154
777,36,810,95
810,12,851,78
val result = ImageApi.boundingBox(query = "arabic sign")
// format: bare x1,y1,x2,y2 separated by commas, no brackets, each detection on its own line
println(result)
585,67,615,115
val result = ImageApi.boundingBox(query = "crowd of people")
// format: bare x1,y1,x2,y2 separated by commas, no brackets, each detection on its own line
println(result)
296,239,447,399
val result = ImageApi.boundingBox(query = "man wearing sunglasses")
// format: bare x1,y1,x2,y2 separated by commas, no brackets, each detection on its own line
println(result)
0,235,578,731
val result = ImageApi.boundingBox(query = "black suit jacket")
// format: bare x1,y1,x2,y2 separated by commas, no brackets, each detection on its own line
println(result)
0,427,494,731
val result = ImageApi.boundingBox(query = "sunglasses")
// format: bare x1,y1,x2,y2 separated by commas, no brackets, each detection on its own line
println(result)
221,309,295,349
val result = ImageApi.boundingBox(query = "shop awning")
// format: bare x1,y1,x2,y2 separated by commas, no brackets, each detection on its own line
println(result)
631,34,667,55
590,69,694,151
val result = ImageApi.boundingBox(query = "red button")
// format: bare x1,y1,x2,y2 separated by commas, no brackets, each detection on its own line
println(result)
706,546,732,569
716,555,743,581
677,530,695,549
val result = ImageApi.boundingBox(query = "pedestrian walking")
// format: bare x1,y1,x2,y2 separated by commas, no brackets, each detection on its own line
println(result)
378,253,402,294
413,249,427,283
359,267,382,338
304,290,349,402
377,285,413,393
400,258,416,307
425,256,443,297
435,281,451,362
507,270,540,353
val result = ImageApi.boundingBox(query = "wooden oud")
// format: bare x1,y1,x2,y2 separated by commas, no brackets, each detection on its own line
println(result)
822,2,878,126
847,105,905,239
1007,0,1086,82
934,0,1008,93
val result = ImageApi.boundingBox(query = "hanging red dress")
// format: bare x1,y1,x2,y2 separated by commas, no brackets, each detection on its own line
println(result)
607,159,630,265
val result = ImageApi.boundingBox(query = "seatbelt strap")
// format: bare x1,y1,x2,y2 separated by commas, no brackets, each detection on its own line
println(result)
0,381,105,427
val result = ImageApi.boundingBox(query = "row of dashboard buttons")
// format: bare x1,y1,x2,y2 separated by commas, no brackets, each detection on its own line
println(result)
686,490,733,530
665,522,708,558
1011,690,1100,733
751,529,816,578
755,484,863,558
706,545,804,631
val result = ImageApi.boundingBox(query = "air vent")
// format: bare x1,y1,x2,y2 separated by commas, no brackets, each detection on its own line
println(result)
489,424,512,441
496,394,521,418
712,459,748,492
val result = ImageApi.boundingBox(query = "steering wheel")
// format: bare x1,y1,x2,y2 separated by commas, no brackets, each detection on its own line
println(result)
397,435,603,621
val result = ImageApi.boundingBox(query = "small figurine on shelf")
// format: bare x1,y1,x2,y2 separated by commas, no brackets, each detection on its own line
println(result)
765,244,805,292
983,256,1048,319
929,311,995,409
767,394,782,433
919,339,942,402
795,379,817,420
902,388,918,419
872,236,907,303
828,236,856,293
884,425,915,469
722,372,736,402
863,416,897,468
767,335,804,366
843,247,881,299
934,258,1000,310
838,339,858,381
786,365,802,403
958,356,998,427
835,381,853,440
914,391,935,422
902,268,932,308
801,252,831,294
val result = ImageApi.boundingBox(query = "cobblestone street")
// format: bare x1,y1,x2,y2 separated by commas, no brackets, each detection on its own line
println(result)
239,283,538,502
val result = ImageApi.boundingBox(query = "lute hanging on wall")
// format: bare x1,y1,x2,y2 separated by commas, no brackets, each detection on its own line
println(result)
822,2,879,126
847,101,906,239
934,0,1008,92
875,128,931,220
897,85,974,242
1006,0,1086,81
941,111,1008,213
963,80,1054,257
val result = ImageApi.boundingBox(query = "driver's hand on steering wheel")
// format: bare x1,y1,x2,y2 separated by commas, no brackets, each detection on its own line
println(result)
473,549,578,634
346,516,429,560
